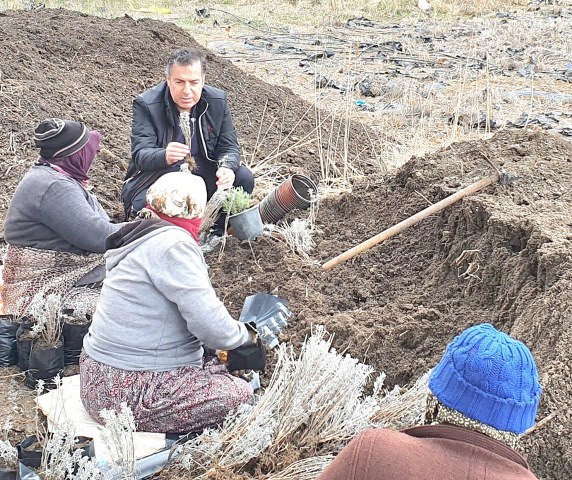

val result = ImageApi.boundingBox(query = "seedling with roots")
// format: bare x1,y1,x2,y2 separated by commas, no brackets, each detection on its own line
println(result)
179,112,197,171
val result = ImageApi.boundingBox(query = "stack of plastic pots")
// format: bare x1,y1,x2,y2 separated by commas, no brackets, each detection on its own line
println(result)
259,174,318,225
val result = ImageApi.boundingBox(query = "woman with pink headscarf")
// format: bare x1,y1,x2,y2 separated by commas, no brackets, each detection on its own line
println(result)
80,172,257,433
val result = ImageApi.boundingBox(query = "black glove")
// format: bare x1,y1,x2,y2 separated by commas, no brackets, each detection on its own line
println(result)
227,337,266,372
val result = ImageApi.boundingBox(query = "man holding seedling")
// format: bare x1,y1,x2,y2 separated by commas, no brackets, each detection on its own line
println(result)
122,47,255,235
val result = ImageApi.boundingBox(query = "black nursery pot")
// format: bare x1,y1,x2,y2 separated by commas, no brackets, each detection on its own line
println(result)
25,342,64,390
61,310,91,366
0,314,19,367
70,436,95,475
0,467,17,480
17,435,43,469
16,322,35,373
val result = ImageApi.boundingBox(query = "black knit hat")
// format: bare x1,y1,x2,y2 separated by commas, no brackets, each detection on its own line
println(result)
34,118,90,159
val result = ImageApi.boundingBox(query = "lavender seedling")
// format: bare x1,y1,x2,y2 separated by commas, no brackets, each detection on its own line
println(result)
27,293,63,349
179,112,196,171
100,403,137,480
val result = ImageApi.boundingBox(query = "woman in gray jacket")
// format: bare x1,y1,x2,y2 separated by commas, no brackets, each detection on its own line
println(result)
2,118,120,316
81,172,257,433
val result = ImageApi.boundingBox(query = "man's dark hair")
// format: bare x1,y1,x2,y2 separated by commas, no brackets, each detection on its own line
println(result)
165,48,207,77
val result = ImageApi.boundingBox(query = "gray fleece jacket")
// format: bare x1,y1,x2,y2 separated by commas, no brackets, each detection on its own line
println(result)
4,165,119,254
83,219,251,371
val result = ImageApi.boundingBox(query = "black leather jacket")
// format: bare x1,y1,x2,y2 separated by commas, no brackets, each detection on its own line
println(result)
126,81,240,180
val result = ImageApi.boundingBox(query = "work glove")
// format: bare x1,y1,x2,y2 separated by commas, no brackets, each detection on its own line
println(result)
217,322,266,374
227,336,266,373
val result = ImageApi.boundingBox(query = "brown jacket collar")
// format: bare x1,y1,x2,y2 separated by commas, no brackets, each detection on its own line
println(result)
403,424,530,470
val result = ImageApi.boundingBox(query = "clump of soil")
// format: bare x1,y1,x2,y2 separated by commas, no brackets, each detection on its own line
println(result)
0,9,571,480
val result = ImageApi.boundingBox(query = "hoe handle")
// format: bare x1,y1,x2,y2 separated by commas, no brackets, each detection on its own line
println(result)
322,172,500,271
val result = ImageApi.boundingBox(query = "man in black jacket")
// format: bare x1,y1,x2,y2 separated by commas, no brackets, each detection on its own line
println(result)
122,48,254,231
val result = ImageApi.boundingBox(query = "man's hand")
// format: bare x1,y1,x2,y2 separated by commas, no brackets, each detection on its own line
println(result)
216,166,235,190
165,142,190,165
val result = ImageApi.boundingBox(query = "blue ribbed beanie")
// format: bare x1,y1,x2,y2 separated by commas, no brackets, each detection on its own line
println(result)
428,323,541,434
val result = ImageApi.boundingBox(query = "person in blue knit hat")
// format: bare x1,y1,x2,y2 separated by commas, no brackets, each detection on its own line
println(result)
317,323,542,480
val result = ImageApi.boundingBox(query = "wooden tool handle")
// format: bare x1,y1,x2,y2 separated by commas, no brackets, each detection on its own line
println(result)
322,172,500,270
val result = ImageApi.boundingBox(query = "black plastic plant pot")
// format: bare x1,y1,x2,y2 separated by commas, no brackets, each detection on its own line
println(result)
24,342,64,391
229,204,264,241
16,323,35,373
69,436,95,476
17,435,43,469
0,314,19,367
62,321,91,366
0,467,17,480
75,436,95,459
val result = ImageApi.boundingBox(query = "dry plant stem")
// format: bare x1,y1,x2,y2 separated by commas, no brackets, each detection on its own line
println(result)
263,455,335,479
34,380,48,445
251,98,273,165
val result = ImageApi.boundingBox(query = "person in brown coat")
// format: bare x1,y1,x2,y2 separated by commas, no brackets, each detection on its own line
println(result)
318,323,542,480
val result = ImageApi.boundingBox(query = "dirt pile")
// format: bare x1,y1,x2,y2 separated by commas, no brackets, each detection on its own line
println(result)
209,128,572,478
0,8,571,480
0,8,376,224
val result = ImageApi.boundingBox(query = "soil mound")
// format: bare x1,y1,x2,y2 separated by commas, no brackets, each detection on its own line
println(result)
0,8,571,480
210,128,572,479
0,8,376,224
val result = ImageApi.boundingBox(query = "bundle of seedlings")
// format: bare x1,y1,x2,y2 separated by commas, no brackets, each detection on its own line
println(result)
24,294,64,390
60,305,92,366
37,426,102,480
99,403,137,480
271,218,317,260
20,378,103,479
199,189,229,238
171,326,427,479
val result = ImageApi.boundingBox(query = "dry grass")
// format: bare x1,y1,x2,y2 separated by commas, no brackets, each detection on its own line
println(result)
0,0,529,26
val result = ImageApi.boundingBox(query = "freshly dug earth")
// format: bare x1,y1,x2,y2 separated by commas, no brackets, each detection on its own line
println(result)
0,9,571,480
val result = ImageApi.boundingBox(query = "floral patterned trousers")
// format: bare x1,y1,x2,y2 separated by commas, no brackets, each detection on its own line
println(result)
79,351,253,433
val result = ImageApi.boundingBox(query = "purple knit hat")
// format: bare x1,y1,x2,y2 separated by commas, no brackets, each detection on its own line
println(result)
428,323,541,434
